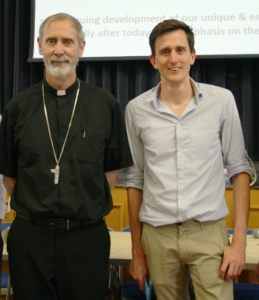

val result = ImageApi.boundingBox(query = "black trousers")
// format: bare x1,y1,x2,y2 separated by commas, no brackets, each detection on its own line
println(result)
7,217,110,300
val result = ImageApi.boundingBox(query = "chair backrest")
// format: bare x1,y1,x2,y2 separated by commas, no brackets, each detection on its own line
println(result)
121,226,130,232
1,272,9,288
0,223,12,232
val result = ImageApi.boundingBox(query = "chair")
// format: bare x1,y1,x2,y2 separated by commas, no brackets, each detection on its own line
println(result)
234,283,259,300
122,279,156,300
1,225,12,300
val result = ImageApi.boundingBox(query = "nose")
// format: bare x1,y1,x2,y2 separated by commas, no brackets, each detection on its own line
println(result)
170,51,178,64
54,42,64,56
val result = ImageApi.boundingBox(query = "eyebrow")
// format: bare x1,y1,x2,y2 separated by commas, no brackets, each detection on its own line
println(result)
45,37,75,42
158,45,187,52
158,46,170,52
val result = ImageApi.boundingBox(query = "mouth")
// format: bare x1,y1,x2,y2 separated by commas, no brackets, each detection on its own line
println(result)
51,60,68,64
168,67,181,72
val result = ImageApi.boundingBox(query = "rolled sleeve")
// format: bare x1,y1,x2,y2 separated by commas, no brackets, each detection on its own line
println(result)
221,92,256,184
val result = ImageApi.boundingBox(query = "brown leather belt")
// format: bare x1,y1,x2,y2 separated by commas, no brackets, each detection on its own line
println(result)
16,213,101,230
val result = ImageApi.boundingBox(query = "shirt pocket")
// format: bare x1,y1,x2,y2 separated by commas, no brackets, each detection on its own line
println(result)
190,122,220,161
77,133,105,164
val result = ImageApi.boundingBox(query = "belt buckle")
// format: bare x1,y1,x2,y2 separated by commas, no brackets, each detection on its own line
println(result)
50,219,67,230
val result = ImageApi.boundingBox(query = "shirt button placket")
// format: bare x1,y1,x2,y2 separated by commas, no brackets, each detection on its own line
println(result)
176,122,184,220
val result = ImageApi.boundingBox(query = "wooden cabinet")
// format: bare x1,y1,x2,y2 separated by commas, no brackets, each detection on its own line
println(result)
104,187,129,231
225,188,259,229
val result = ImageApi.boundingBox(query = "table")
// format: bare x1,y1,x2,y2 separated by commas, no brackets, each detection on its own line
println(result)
109,232,131,265
229,235,259,270
2,232,259,269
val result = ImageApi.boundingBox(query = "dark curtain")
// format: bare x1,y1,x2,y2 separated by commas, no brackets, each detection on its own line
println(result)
1,0,258,161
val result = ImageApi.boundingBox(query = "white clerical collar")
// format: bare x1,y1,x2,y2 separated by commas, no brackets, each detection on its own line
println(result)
57,90,66,96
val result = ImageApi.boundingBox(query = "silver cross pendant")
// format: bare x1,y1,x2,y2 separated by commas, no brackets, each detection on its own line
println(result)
51,165,60,184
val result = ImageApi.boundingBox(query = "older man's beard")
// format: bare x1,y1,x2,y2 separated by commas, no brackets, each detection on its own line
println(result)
44,55,79,79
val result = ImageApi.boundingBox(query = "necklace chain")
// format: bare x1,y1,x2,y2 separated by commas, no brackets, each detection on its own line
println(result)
42,79,80,184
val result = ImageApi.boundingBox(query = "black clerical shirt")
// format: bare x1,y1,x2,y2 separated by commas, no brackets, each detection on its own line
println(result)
0,79,132,221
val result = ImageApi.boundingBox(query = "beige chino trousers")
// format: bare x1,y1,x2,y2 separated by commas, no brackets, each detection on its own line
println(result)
142,219,233,300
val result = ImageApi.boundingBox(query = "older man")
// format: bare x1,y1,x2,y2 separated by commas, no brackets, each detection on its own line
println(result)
0,13,132,300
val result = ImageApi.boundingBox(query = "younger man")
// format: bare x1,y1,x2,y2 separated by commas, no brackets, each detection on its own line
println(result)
125,19,255,300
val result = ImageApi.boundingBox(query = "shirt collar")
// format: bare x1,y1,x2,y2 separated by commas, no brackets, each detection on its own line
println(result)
43,78,79,97
146,77,203,105
189,77,203,104
145,82,161,103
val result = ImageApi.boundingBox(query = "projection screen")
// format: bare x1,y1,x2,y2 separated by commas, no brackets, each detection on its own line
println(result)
29,0,259,61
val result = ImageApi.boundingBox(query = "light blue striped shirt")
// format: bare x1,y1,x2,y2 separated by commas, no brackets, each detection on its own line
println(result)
124,78,255,227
